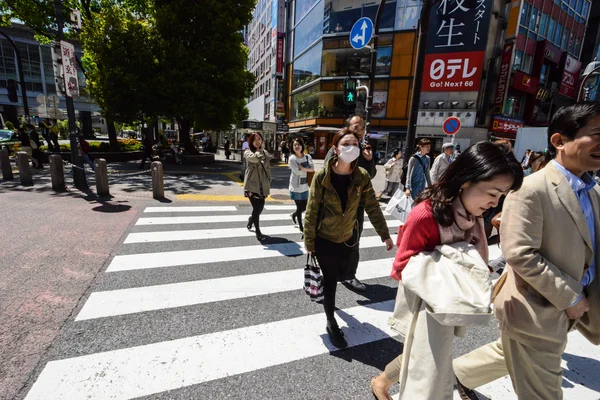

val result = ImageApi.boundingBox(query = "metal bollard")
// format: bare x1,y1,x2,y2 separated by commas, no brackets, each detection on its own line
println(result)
94,158,110,197
0,148,13,180
151,161,164,200
16,151,33,186
49,155,66,192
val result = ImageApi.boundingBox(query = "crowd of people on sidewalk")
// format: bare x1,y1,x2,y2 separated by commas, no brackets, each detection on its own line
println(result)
238,101,600,400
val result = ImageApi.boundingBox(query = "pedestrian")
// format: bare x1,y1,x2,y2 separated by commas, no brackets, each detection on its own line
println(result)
304,128,393,349
27,124,43,169
453,102,600,400
206,135,212,152
81,139,94,169
40,118,53,151
49,119,60,152
522,150,548,176
404,138,431,200
139,130,154,169
323,115,376,291
281,141,290,163
240,135,250,180
288,137,314,232
430,142,454,184
377,148,403,199
17,126,33,167
224,137,231,160
369,141,523,400
521,148,532,169
244,132,271,241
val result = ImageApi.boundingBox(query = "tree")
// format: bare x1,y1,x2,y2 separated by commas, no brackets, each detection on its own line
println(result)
153,0,256,154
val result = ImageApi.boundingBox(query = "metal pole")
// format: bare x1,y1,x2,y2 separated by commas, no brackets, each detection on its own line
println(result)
405,0,435,158
365,0,387,135
0,30,30,119
577,65,600,102
54,0,87,189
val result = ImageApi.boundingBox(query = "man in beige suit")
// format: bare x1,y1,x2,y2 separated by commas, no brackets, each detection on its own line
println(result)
453,102,600,400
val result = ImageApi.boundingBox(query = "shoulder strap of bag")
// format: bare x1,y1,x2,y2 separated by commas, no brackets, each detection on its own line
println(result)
414,154,427,171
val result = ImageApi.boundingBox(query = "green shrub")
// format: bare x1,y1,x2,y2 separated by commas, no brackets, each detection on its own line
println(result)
39,140,142,153
5,121,14,130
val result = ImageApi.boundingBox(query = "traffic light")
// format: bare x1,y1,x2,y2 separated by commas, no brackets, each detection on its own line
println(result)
7,79,18,102
344,78,357,105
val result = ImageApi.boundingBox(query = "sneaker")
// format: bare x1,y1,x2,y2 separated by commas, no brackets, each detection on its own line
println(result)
326,320,347,349
456,375,479,400
345,278,366,292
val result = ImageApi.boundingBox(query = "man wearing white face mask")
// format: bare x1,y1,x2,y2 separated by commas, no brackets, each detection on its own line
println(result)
305,128,393,348
324,116,376,291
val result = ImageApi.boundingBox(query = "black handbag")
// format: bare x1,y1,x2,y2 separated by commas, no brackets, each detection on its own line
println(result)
303,254,324,302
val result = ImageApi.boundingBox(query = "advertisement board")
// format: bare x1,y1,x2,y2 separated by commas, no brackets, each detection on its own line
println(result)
60,41,79,98
559,55,582,99
490,115,524,135
493,43,513,114
276,35,284,75
421,0,493,93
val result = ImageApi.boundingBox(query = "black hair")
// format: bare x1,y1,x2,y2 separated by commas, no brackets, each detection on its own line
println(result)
248,132,264,152
391,148,401,158
292,137,305,154
416,141,524,227
548,102,600,158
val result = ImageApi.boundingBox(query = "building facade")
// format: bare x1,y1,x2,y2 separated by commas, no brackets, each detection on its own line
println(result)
489,0,592,139
0,25,103,131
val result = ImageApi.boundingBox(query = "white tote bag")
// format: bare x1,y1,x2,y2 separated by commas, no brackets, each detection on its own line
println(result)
385,189,414,223
401,241,493,326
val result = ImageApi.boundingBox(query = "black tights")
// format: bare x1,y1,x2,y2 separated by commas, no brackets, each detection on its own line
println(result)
292,200,307,230
249,196,265,233
315,237,359,322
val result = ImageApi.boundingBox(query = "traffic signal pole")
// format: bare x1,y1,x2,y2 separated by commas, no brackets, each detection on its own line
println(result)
0,30,30,119
365,0,386,136
54,0,87,189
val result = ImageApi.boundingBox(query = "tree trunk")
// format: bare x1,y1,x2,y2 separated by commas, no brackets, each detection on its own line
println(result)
106,116,119,151
177,117,198,155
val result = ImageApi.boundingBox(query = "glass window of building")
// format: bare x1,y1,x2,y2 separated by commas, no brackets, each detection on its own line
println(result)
548,18,556,39
540,63,549,84
520,2,531,26
291,83,320,120
324,0,395,34
504,95,525,119
296,0,320,25
523,53,533,73
396,0,421,31
582,0,590,19
514,49,523,71
529,7,538,31
539,13,548,37
293,43,322,90
0,39,18,85
40,46,56,94
561,29,568,49
576,0,583,14
294,0,324,58
321,46,369,78
555,24,562,45
575,37,582,56
16,42,43,93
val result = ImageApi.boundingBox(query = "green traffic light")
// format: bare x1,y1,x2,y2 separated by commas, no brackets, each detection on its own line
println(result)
347,93,354,102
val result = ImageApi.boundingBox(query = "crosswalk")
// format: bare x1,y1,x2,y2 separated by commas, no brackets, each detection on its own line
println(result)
23,204,600,400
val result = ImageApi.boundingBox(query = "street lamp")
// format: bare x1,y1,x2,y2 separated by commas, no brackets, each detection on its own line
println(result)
577,61,600,102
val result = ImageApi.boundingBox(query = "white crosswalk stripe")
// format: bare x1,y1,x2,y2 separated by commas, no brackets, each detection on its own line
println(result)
24,205,600,400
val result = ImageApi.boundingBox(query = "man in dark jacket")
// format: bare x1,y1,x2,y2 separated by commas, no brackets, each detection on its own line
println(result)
323,115,375,291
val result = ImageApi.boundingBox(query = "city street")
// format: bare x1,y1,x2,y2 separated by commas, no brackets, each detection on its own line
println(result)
6,195,600,400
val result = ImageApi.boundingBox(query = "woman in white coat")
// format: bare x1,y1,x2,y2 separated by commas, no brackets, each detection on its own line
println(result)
377,148,403,199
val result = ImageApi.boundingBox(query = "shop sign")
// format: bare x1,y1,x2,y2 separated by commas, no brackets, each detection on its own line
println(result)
242,120,262,130
276,35,284,76
493,43,513,114
276,79,285,113
536,87,551,101
559,55,581,99
543,42,562,64
512,71,539,94
422,0,493,93
490,115,524,135
277,122,289,132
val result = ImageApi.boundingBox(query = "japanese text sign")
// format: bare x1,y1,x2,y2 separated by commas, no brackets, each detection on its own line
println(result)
60,41,79,98
276,36,284,75
493,43,513,114
559,55,582,99
422,0,492,93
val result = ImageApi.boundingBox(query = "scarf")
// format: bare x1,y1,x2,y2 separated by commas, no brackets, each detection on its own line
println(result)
438,197,489,263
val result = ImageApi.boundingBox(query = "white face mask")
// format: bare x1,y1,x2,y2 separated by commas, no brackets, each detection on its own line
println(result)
338,145,360,163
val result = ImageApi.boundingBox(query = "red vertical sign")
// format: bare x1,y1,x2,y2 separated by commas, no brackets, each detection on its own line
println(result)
493,43,513,114
559,55,582,99
276,35,284,75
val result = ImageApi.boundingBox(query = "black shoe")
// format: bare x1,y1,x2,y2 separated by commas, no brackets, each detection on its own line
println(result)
255,231,265,241
345,278,367,292
290,212,297,224
247,217,253,230
456,375,479,400
326,320,347,349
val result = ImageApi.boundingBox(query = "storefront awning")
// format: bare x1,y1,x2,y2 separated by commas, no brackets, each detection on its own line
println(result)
314,126,342,131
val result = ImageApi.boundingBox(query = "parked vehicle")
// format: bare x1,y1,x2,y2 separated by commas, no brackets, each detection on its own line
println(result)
0,129,19,154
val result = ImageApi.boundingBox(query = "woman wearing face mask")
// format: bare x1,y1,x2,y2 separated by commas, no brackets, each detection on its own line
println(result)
244,132,272,241
369,141,524,400
288,138,314,232
304,128,394,349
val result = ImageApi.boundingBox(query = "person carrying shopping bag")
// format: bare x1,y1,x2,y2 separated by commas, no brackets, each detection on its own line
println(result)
244,132,272,241
304,128,394,349
288,137,314,232
370,141,523,400
378,148,403,199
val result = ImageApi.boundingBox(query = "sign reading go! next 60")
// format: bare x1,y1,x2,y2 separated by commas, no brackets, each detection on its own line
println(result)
421,0,493,93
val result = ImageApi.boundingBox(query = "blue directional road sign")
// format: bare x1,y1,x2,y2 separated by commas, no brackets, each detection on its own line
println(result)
350,17,374,50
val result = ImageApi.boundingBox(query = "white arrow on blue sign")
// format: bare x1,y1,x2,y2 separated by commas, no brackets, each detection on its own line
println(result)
350,17,374,50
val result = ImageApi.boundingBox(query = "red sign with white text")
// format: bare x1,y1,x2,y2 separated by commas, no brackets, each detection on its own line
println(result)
493,43,513,113
559,55,582,99
276,36,284,75
421,51,485,92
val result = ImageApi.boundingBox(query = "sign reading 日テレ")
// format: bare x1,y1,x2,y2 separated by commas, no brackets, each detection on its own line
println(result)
421,0,493,93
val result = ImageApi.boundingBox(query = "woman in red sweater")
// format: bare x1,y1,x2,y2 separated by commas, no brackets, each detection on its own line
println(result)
370,141,524,400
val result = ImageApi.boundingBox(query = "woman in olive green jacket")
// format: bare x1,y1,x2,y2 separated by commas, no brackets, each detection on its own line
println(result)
244,132,271,241
304,128,393,349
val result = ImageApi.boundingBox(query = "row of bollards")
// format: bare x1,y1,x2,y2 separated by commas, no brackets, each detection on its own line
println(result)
0,149,165,200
